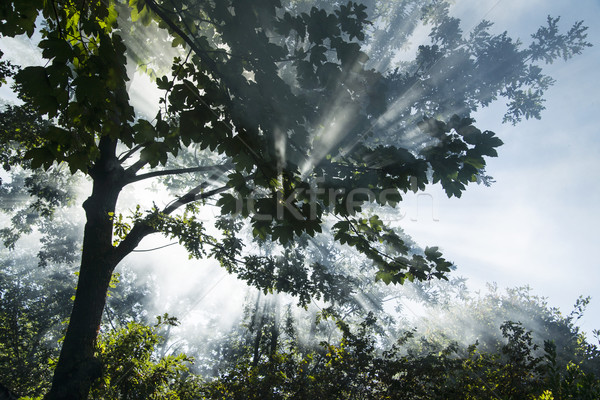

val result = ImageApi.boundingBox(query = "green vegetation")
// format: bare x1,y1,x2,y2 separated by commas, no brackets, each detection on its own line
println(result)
1,264,599,398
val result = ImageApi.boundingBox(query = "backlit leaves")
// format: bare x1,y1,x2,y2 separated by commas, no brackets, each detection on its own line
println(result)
0,0,589,305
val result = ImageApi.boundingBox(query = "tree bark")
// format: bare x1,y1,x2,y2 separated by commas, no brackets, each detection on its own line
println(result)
42,133,222,398
45,138,124,400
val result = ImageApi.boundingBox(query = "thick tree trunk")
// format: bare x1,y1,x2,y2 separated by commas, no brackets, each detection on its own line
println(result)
45,244,115,399
45,138,124,400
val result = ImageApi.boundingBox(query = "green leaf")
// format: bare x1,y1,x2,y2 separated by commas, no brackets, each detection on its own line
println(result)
375,270,393,285
15,67,58,116
39,38,74,63
272,225,294,245
133,120,156,143
216,193,239,216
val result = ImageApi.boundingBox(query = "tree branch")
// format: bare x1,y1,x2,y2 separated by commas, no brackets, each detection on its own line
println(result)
145,0,224,83
118,144,143,162
162,184,229,215
112,222,154,265
112,184,229,263
123,158,148,177
125,163,233,185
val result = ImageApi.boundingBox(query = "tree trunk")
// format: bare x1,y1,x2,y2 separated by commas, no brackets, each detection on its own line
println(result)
269,297,279,357
45,138,124,400
252,304,266,367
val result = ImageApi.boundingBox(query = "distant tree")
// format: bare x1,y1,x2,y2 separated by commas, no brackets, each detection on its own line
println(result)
200,312,600,399
0,0,590,398
0,240,152,397
0,252,73,397
410,284,600,377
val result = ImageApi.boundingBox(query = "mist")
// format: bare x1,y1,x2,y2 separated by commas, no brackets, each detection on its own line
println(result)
1,0,599,397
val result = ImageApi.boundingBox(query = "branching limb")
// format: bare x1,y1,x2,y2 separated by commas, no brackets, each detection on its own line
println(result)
113,183,229,263
123,158,148,177
145,0,224,83
162,184,229,215
124,163,233,185
118,144,144,162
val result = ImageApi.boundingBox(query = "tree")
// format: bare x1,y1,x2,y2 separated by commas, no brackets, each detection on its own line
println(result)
0,233,153,397
197,311,600,399
408,284,600,378
0,252,73,397
0,0,590,398
89,317,202,400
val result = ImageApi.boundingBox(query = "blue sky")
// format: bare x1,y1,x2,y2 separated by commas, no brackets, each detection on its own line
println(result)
402,0,600,335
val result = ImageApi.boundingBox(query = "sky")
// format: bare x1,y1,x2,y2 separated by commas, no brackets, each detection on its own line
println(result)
1,0,598,338
400,0,600,335
122,0,600,336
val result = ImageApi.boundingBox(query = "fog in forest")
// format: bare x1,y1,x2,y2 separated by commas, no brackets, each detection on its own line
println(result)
1,0,599,398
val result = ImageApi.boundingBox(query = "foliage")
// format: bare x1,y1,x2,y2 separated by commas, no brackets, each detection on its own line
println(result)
0,169,80,261
0,254,73,397
0,247,151,397
6,318,202,400
413,284,600,378
2,255,599,399
1,0,589,299
196,312,600,399
89,317,202,400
